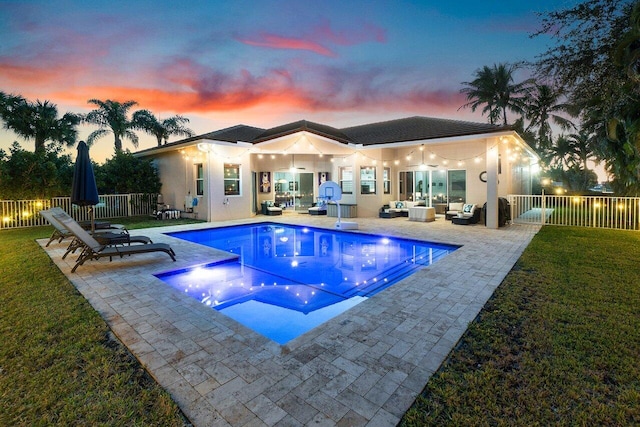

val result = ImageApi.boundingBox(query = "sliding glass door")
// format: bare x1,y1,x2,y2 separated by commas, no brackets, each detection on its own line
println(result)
273,171,314,211
398,170,466,207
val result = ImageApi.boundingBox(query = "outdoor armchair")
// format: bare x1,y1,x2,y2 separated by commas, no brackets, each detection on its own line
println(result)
51,211,176,273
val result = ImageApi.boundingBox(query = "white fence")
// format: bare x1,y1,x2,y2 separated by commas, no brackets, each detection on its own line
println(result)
0,194,156,230
509,194,640,230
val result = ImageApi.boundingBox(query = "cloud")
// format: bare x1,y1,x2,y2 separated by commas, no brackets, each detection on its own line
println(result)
236,19,386,56
42,57,465,124
238,34,336,56
312,20,387,46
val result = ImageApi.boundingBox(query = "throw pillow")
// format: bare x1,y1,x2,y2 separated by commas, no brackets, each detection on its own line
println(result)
397,202,404,209
462,203,475,213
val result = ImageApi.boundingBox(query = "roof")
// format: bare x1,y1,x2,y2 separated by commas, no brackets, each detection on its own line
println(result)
181,124,266,144
251,120,352,144
341,116,509,146
136,116,514,156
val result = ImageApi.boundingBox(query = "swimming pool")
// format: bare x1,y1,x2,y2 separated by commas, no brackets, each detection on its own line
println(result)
158,223,458,344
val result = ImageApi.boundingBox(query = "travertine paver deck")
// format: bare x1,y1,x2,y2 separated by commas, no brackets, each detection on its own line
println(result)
39,214,540,426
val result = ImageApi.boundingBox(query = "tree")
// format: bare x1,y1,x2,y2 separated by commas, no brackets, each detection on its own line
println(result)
524,83,575,151
132,110,195,146
546,134,578,171
0,142,74,199
566,131,596,188
460,63,532,125
94,151,161,195
0,93,80,153
533,0,638,193
84,99,141,152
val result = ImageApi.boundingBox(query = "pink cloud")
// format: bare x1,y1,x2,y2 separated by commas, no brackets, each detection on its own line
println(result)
238,34,336,56
236,20,386,56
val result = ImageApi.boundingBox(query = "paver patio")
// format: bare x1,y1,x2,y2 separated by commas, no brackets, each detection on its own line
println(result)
39,214,540,426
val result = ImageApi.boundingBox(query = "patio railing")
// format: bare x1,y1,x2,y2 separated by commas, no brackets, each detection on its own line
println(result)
508,194,640,230
0,194,156,230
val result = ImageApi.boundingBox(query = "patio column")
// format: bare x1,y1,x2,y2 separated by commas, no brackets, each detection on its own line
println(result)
485,138,499,229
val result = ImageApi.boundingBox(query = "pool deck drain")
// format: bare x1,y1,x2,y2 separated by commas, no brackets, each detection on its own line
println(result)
40,215,540,426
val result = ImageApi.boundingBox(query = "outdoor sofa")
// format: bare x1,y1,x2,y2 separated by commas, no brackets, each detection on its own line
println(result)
379,200,421,218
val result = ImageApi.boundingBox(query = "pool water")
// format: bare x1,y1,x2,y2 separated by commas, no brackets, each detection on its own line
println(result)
158,223,458,344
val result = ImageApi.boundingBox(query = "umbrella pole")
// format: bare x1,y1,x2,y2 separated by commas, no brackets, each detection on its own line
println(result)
90,206,95,234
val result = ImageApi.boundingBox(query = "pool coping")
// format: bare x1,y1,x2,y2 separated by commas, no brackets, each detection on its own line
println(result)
39,215,540,426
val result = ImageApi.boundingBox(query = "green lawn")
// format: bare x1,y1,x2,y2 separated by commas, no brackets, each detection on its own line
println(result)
0,217,201,426
1,221,639,425
401,226,640,426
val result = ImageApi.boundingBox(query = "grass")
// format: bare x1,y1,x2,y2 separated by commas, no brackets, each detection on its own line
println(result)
2,219,639,425
0,217,202,426
401,226,640,426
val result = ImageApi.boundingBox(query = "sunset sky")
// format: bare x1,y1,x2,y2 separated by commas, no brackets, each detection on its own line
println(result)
0,0,575,163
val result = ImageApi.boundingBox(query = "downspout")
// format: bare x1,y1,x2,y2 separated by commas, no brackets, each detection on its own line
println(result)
206,150,213,222
485,138,499,229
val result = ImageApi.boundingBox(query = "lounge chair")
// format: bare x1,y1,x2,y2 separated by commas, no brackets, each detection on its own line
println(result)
41,207,127,246
40,209,152,259
51,211,176,272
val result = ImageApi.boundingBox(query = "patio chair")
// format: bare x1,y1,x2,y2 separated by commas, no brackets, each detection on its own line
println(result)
51,211,176,273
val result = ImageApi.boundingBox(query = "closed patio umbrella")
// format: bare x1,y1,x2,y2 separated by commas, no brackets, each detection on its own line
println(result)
71,141,99,233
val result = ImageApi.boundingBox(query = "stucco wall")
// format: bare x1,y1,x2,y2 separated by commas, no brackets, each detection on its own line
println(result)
141,131,535,222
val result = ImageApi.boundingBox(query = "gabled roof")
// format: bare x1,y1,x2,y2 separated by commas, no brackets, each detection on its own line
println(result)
251,120,352,144
341,116,508,146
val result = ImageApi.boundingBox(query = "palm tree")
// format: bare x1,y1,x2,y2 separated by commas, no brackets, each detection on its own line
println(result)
566,131,597,190
460,63,532,125
525,84,575,151
132,110,195,146
0,94,80,153
84,99,140,152
546,134,579,171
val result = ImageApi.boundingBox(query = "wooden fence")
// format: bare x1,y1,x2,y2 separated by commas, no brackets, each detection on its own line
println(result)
0,194,156,230
508,194,640,230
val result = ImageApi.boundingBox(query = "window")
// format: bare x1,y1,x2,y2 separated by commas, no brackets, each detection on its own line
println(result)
339,166,353,194
195,163,204,196
383,167,391,194
360,166,376,194
448,170,466,203
399,171,414,201
224,164,241,196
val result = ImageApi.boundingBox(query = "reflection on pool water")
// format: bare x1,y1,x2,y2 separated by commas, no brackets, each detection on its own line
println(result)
158,223,458,344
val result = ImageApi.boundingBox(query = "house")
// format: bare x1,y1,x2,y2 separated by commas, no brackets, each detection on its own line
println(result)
134,116,539,228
